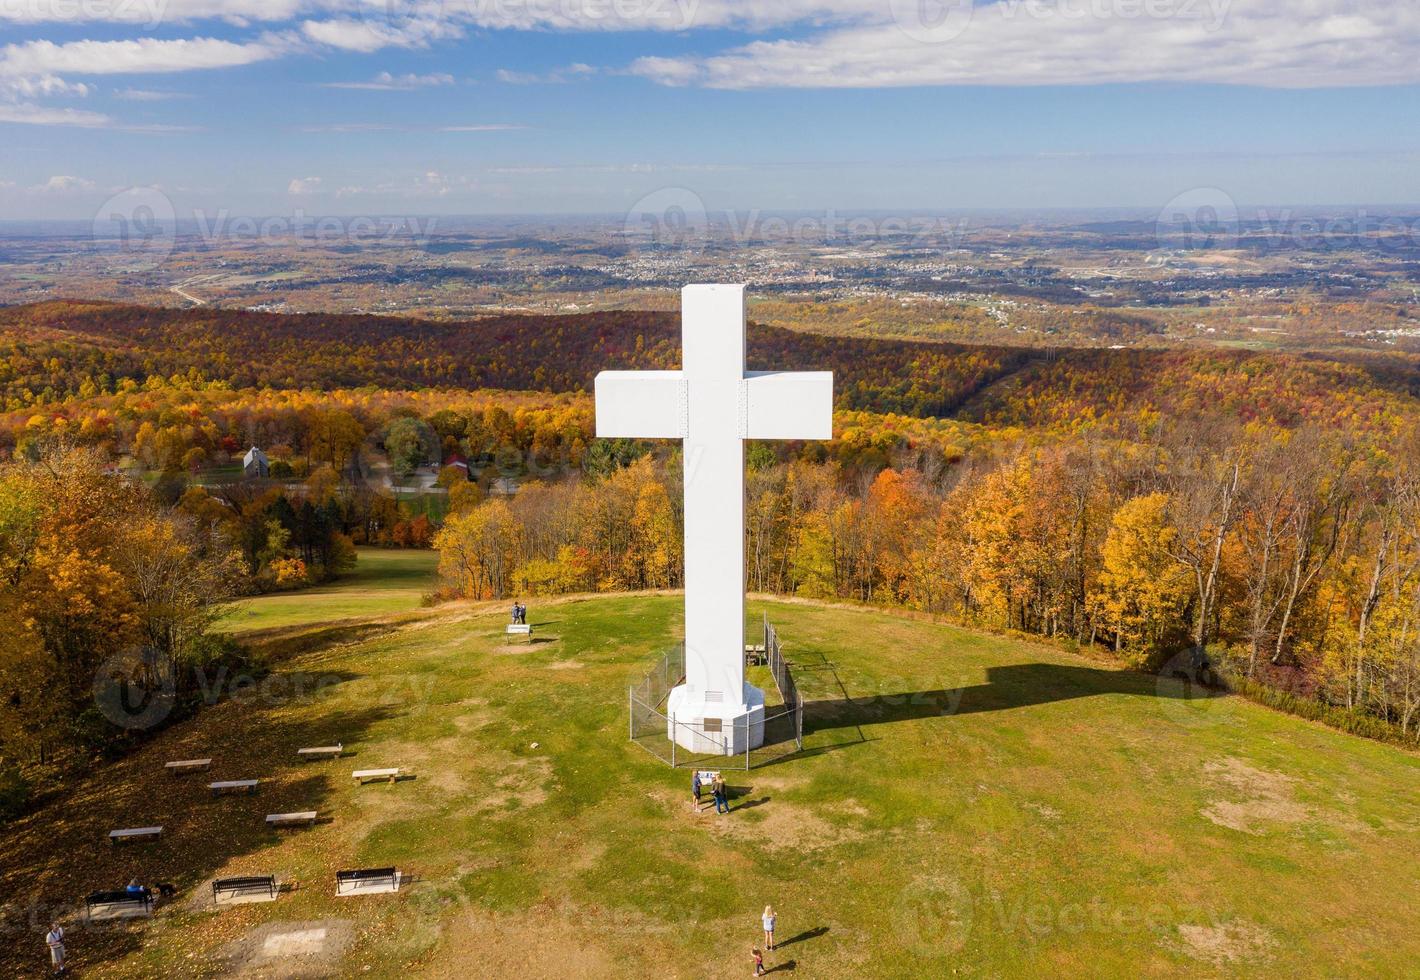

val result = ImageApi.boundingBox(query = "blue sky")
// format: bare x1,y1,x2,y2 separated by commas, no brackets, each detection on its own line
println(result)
2,1,1419,219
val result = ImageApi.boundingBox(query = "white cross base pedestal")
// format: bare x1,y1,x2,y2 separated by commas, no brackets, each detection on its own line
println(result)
668,682,765,756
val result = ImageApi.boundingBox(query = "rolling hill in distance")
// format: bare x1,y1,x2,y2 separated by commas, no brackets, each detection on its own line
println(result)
3,300,1419,434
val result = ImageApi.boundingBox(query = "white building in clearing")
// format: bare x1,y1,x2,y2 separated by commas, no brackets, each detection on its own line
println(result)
243,446,270,479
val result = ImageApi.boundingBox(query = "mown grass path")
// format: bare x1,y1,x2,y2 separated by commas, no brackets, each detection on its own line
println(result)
3,591,1418,977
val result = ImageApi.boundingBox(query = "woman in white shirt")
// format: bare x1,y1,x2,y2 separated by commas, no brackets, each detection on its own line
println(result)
762,905,776,952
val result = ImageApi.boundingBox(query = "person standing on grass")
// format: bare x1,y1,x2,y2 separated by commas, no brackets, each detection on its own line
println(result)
752,947,766,976
762,905,777,951
692,771,703,811
713,775,729,814
45,922,65,975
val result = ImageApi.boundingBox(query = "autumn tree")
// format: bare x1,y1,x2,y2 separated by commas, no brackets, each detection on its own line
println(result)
1090,492,1193,666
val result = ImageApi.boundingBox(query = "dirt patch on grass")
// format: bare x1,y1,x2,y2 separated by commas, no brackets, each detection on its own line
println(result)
1177,921,1275,967
421,908,615,978
1024,801,1063,821
1201,758,1308,835
828,798,872,819
477,756,554,812
213,918,355,978
451,700,497,732
705,798,865,853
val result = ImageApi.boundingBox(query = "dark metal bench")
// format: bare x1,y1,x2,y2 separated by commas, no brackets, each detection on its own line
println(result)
85,889,152,920
336,866,399,896
212,875,277,904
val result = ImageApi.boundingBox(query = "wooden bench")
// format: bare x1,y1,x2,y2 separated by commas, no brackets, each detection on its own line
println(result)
352,768,403,785
209,779,259,797
336,867,400,896
85,889,152,920
265,811,317,829
212,875,277,905
109,826,162,845
165,759,211,775
297,744,343,761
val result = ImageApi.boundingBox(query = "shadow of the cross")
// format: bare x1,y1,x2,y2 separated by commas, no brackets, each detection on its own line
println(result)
803,661,1223,734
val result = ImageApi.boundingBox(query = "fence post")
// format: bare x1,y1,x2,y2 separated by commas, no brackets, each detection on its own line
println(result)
797,691,804,749
745,720,750,770
628,687,633,742
671,713,676,768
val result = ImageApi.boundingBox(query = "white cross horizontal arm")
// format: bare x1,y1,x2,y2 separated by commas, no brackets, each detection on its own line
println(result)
593,371,687,439
743,371,834,440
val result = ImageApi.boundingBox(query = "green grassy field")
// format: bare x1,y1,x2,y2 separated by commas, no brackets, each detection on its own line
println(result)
220,548,439,634
3,584,1419,978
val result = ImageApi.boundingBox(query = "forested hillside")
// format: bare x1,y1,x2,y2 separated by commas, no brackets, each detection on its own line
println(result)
0,301,1027,419
4,301,1420,431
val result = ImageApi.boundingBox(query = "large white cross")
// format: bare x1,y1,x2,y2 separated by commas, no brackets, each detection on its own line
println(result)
595,284,833,753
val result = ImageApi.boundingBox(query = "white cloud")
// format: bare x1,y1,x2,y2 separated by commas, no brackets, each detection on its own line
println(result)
0,0,872,30
333,169,477,198
115,87,189,100
287,175,323,193
1,73,91,98
631,2,1420,89
2,0,1419,144
0,0,319,25
300,16,458,52
424,0,872,33
0,34,286,127
0,103,111,126
496,63,595,84
0,36,283,76
325,70,454,90
32,174,96,192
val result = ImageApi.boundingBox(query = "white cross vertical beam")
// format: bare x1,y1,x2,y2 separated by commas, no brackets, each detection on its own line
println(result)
681,284,750,701
596,284,832,732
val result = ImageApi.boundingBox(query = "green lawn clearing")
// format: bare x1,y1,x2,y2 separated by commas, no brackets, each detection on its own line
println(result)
220,548,438,634
3,590,1418,978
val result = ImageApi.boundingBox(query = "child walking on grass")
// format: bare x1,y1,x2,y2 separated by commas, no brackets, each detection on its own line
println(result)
752,947,765,976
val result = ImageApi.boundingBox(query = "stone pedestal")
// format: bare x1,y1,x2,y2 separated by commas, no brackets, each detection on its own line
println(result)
667,682,766,756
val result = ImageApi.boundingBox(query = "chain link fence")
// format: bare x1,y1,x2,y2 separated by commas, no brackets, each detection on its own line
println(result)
628,621,804,770
763,617,804,751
